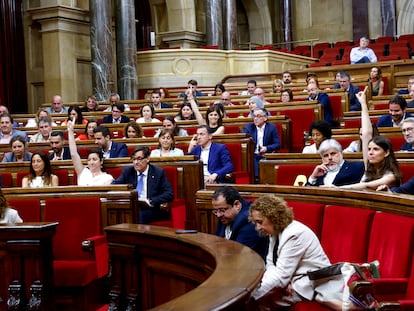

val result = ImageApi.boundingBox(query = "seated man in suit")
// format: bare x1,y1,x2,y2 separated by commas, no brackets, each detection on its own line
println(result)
212,186,268,259
102,102,130,124
112,145,173,224
241,108,280,181
377,95,412,128
93,125,128,159
150,90,172,109
306,139,365,187
188,125,234,184
49,130,71,160
400,117,414,151
307,83,334,127
338,71,362,111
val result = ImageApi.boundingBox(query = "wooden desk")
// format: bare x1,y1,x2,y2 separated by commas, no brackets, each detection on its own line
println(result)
104,223,264,310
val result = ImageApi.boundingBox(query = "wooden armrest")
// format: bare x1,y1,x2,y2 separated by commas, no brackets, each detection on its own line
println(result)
376,301,401,311
81,235,106,252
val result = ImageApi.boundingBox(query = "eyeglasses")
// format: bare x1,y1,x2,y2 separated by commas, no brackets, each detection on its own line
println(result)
131,156,147,161
212,207,232,216
253,114,265,118
254,92,263,95
402,127,414,133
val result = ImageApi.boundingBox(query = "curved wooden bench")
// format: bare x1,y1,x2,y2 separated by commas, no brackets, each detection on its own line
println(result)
104,223,264,310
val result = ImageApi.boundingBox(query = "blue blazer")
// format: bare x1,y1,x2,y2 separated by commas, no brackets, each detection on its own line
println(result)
401,142,414,151
241,122,280,152
392,177,414,194
161,102,172,108
215,199,268,259
314,92,333,126
190,142,234,182
377,112,413,127
112,164,174,208
109,141,128,158
308,161,365,187
101,115,130,124
348,83,362,111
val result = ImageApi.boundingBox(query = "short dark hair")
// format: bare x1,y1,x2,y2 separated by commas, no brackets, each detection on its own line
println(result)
132,145,150,158
50,130,64,140
389,95,407,110
112,102,125,113
188,79,198,86
0,113,13,123
93,125,111,138
308,120,332,139
247,79,257,86
212,186,243,205
140,104,155,118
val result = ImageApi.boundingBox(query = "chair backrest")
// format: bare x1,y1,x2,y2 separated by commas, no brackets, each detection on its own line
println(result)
287,201,325,238
43,197,102,260
0,172,13,188
321,205,375,263
7,199,41,222
368,212,414,278
162,166,179,198
275,164,315,185
16,172,29,187
53,169,69,186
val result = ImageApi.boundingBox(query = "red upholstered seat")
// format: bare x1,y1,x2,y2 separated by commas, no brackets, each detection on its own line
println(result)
225,143,251,184
16,171,29,187
368,212,414,278
0,172,13,188
7,199,41,222
105,167,123,180
150,166,186,229
43,197,108,287
53,169,69,186
275,164,314,185
321,205,375,263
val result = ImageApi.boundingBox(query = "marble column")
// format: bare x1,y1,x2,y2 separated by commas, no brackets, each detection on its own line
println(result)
281,0,292,50
115,0,138,100
89,0,114,101
223,0,237,50
205,0,223,48
380,0,396,36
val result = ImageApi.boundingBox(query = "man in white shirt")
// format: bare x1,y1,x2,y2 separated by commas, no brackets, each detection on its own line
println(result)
240,79,257,96
30,117,52,143
350,37,377,64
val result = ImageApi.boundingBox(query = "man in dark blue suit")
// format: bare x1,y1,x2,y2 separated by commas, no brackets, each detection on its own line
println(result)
400,117,414,151
307,84,334,127
213,186,268,259
306,139,365,187
377,95,412,128
112,145,173,223
338,71,362,111
49,130,71,160
101,102,130,124
188,125,234,184
241,108,280,181
93,125,128,159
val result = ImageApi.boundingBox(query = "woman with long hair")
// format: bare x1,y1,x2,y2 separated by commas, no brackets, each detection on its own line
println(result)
154,115,188,138
124,121,144,138
368,66,384,96
175,102,195,121
80,95,99,112
22,152,59,188
339,89,401,190
76,119,98,141
61,106,88,126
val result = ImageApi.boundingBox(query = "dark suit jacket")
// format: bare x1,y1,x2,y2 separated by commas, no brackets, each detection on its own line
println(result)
392,177,414,194
108,141,128,158
189,142,234,182
348,83,362,111
49,146,71,160
160,102,172,108
101,115,130,124
215,199,268,259
112,164,174,219
377,112,412,127
401,142,414,151
241,122,280,152
308,161,365,187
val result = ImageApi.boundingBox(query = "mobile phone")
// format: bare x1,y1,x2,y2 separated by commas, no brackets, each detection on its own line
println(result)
175,229,198,234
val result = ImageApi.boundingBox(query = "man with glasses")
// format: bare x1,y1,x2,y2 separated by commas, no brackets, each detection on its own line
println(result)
93,125,128,158
400,117,414,151
241,108,280,182
102,102,130,124
212,186,268,258
377,95,412,128
113,145,173,223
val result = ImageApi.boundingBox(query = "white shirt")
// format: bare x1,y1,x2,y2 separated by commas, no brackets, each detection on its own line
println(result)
256,124,266,153
102,141,112,159
0,208,23,224
78,168,114,186
200,143,211,178
302,143,318,154
350,47,377,64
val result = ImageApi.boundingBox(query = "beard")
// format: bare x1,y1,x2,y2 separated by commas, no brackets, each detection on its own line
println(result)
326,163,340,172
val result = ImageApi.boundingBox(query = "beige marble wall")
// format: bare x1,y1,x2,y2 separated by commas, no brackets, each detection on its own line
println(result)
136,49,314,89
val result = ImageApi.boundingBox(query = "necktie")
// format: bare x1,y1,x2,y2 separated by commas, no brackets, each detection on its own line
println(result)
272,236,279,265
137,173,144,197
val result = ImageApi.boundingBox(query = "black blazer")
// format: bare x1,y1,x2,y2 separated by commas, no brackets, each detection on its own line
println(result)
101,115,130,124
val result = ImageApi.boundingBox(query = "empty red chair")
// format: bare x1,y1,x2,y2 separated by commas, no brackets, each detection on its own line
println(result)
43,197,108,308
0,173,13,188
7,199,41,222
